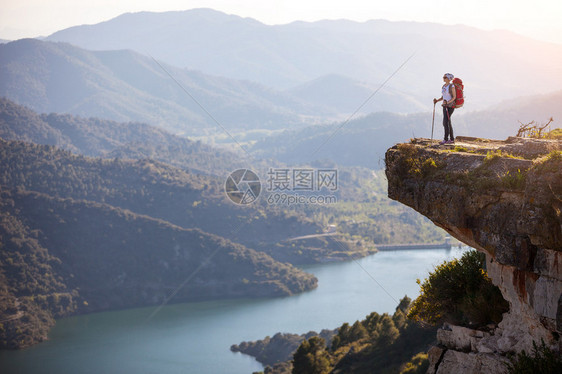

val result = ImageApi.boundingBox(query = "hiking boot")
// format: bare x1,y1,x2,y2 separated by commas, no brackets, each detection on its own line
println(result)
447,139,455,144
439,140,447,145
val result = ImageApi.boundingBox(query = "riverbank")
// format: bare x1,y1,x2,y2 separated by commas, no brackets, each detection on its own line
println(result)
375,242,451,251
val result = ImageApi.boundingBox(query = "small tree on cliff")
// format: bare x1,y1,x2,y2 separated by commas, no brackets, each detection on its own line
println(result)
292,336,331,374
407,249,508,327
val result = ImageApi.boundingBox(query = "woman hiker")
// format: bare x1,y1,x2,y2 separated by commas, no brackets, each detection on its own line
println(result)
434,73,456,144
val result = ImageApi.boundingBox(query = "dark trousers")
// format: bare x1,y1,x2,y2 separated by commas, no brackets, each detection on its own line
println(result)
442,106,455,141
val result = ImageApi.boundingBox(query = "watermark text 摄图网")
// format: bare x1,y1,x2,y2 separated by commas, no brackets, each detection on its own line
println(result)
264,168,338,205
266,168,338,192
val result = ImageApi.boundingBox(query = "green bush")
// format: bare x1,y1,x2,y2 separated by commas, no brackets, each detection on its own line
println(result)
452,145,469,152
399,352,429,374
531,150,562,174
501,169,526,190
484,150,523,163
507,340,562,374
394,144,441,179
407,250,509,327
544,128,562,139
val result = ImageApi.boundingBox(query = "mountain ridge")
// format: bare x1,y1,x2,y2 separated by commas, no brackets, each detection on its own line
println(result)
287,73,426,114
45,8,562,108
0,38,319,136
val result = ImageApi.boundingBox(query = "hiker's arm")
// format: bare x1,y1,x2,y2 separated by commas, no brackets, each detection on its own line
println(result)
433,96,443,104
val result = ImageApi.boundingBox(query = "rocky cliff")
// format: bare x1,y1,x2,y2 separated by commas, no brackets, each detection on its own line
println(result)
385,136,562,373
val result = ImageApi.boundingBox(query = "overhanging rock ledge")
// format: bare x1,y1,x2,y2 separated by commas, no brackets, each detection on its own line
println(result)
385,136,562,373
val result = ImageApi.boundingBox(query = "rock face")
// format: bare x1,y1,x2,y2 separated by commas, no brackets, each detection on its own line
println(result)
385,136,562,373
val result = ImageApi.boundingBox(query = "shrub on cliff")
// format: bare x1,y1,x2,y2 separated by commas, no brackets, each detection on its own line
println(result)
407,249,508,327
399,352,429,374
544,128,562,139
393,143,440,179
532,150,562,173
506,339,562,374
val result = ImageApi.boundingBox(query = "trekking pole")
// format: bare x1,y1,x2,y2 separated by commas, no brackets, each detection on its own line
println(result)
430,101,436,144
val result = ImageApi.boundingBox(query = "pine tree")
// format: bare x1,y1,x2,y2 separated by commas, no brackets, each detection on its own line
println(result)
378,315,400,346
292,337,331,374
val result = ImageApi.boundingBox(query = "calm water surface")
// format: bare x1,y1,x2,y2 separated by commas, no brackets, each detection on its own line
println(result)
1,247,466,374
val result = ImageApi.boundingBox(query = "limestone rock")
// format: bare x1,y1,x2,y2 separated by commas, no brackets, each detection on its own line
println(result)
436,324,491,352
426,345,446,374
435,350,509,374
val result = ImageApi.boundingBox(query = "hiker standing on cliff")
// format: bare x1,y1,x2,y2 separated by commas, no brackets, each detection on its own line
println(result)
434,73,456,144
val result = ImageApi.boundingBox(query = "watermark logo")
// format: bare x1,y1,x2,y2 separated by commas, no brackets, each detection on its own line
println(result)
225,169,261,205
225,168,338,206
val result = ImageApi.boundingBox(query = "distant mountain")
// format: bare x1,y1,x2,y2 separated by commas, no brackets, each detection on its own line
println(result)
251,111,427,168
287,74,426,114
454,90,562,139
46,8,562,108
0,39,320,136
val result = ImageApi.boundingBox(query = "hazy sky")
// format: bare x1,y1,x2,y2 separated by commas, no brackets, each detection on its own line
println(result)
1,0,562,44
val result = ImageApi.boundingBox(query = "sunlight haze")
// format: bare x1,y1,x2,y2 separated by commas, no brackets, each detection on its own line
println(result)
1,0,561,44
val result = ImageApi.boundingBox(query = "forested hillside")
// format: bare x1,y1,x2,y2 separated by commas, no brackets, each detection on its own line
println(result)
0,97,246,176
0,138,343,258
0,186,316,349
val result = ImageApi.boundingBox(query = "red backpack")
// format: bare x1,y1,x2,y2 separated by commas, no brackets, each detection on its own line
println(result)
451,78,464,108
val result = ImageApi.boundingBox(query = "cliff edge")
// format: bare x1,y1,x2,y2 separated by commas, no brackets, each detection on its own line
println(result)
385,136,562,373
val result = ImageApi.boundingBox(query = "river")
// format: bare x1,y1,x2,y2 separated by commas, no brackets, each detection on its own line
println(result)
1,247,466,374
